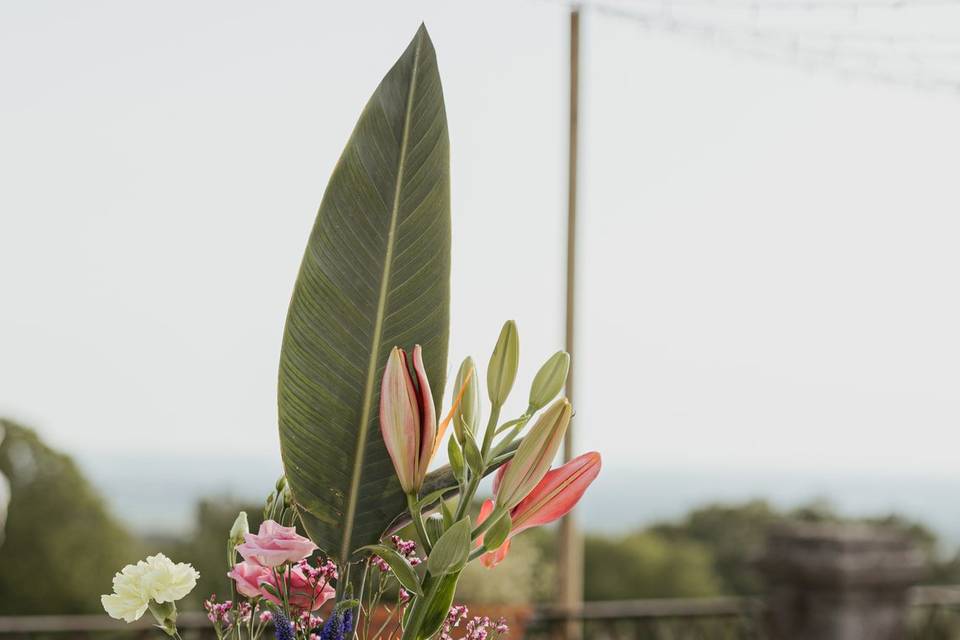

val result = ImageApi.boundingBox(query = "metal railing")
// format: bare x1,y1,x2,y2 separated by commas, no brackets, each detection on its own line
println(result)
0,612,216,640
525,597,766,639
909,586,960,640
4,588,960,640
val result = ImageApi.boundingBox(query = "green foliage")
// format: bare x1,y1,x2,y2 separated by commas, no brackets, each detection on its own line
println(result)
426,518,470,576
357,545,422,595
413,572,459,640
0,419,139,614
650,499,779,595
584,532,723,600
277,24,452,564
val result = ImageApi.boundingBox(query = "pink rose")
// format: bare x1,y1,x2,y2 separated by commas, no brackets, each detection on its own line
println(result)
228,560,273,598
260,566,335,611
236,520,317,567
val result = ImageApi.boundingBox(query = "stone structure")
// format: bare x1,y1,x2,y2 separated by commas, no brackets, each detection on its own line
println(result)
760,521,926,640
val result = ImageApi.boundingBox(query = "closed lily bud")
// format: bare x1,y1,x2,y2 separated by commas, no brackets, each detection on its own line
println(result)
229,511,249,547
379,345,437,495
487,320,519,408
453,357,479,442
479,451,601,568
227,511,249,566
528,351,570,411
495,398,571,510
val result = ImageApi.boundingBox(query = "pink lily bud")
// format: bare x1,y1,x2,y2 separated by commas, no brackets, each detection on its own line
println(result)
495,398,571,509
509,451,601,531
379,345,437,494
478,451,601,568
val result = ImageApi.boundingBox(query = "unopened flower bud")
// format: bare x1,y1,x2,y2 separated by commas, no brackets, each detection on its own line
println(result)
487,321,519,408
379,345,437,494
425,513,445,545
528,351,570,411
495,398,571,509
227,511,249,566
452,357,479,442
229,512,249,547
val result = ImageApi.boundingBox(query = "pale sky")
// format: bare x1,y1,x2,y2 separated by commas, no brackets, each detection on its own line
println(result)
3,0,960,488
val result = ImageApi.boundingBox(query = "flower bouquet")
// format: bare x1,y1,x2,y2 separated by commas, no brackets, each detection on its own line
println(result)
101,25,600,640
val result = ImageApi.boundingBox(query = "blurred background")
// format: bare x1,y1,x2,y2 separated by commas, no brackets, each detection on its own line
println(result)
4,0,960,637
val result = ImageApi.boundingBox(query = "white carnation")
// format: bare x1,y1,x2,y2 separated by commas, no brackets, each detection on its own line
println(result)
143,553,200,603
101,554,200,623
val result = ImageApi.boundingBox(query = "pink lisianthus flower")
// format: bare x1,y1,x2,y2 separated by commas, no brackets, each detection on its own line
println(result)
236,520,317,567
227,560,273,599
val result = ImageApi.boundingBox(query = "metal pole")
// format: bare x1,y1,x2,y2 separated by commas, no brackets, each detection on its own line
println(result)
557,7,583,640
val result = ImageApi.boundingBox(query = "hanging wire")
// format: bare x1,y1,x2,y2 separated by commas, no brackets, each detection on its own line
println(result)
567,0,960,93
600,0,960,11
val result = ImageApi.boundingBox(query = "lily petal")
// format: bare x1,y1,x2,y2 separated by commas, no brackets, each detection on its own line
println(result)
380,347,421,493
411,345,437,483
511,451,601,535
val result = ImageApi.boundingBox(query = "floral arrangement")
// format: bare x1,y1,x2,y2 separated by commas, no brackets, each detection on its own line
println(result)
101,25,600,640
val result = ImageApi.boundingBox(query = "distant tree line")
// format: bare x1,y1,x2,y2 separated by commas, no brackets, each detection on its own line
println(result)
0,420,139,614
2,419,959,614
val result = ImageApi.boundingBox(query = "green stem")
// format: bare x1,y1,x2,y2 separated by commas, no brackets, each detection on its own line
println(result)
492,410,533,457
480,406,502,459
468,546,488,563
400,574,442,640
407,492,433,554
453,473,481,522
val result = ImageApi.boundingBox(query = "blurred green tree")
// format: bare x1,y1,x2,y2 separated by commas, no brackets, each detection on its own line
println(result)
584,532,722,600
0,419,139,614
650,500,778,595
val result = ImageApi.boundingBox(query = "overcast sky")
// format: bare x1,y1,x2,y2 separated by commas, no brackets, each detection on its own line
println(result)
3,0,960,485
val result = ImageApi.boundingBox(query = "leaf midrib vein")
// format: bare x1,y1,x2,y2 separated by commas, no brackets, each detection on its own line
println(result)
339,35,424,564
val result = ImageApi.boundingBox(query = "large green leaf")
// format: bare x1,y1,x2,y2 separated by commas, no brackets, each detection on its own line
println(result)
278,25,450,564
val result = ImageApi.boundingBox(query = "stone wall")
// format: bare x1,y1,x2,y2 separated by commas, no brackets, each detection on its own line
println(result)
760,522,926,640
